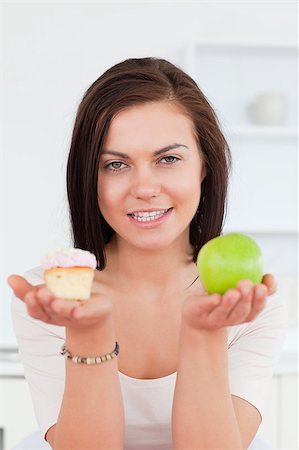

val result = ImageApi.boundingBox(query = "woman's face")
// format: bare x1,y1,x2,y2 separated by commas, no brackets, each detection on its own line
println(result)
97,101,205,252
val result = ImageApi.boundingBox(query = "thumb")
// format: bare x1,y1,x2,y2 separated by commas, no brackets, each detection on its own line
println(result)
262,273,277,296
7,275,40,301
184,293,221,314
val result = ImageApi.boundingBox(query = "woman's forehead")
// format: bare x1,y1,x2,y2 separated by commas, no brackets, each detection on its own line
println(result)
104,101,196,149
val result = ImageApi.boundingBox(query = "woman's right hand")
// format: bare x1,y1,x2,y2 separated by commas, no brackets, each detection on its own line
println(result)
7,275,113,329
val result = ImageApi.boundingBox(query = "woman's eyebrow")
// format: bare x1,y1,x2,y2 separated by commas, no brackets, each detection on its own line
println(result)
100,143,189,160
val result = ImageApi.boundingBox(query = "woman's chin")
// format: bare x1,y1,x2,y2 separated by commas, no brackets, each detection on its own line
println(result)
128,236,178,252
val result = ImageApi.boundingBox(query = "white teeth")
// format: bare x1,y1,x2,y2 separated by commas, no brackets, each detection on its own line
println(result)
131,209,169,221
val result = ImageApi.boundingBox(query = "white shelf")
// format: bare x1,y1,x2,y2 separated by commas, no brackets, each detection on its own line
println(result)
184,42,298,128
184,42,298,234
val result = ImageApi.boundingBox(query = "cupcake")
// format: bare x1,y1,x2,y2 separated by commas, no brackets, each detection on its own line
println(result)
42,248,97,301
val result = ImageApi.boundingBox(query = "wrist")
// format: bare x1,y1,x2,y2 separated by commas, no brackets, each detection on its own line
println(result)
178,322,228,371
66,317,116,355
179,320,228,350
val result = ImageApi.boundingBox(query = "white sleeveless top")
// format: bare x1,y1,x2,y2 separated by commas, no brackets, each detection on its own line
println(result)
11,267,287,449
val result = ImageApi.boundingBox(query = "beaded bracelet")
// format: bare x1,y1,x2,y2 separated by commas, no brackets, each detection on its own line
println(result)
60,341,120,365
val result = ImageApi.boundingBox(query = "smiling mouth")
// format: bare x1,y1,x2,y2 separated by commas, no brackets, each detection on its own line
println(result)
128,207,173,222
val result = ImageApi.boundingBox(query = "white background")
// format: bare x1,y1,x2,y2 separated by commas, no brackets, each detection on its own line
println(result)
1,1,298,345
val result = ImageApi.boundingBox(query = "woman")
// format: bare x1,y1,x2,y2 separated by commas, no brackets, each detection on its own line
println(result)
8,57,286,450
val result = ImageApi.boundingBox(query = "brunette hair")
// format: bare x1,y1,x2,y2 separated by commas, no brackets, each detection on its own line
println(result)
67,57,231,270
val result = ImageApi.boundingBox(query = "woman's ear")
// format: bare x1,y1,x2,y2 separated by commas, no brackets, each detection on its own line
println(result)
200,163,207,183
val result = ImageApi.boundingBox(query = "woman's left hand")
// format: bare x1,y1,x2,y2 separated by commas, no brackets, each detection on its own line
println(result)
182,273,277,331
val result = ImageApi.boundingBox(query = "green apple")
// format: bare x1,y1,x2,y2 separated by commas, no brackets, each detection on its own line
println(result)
196,233,263,294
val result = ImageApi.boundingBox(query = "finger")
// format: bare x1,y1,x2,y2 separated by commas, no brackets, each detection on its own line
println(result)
196,294,222,315
207,289,241,327
33,285,77,312
226,281,254,324
219,288,241,314
72,297,112,322
7,275,42,302
35,286,69,315
182,294,221,324
50,298,81,319
35,285,55,306
246,284,267,321
34,287,77,322
24,291,51,322
262,273,277,296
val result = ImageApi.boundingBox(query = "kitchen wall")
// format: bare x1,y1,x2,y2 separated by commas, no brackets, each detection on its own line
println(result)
1,2,298,449
1,0,297,342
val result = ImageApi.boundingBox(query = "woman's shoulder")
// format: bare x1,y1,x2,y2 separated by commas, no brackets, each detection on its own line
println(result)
228,288,288,346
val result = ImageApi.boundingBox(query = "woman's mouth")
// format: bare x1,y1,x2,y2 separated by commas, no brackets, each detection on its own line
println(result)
127,208,173,227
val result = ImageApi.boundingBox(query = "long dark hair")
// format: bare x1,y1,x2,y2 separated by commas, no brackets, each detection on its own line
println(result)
67,57,231,270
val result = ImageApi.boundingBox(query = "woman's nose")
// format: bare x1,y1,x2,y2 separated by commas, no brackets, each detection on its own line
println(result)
130,167,161,199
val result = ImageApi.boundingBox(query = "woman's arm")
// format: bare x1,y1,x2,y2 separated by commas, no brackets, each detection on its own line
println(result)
172,325,243,449
54,320,124,450
172,277,274,449
8,276,125,450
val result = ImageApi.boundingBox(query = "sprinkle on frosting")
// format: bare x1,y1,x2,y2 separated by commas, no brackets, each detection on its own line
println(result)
42,248,97,270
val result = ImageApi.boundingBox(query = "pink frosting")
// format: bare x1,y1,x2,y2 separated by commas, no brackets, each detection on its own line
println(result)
42,248,97,270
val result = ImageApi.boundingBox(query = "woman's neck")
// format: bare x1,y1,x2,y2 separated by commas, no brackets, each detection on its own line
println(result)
102,235,198,300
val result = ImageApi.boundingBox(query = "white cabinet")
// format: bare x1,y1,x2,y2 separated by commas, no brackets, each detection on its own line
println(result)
0,377,38,450
280,374,299,449
258,374,299,450
183,43,298,233
258,376,280,448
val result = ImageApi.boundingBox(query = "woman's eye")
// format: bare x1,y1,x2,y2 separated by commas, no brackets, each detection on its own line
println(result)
160,155,180,164
104,155,180,172
104,161,127,172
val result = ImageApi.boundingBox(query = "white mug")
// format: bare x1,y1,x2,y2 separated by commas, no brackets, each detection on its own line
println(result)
247,93,288,126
